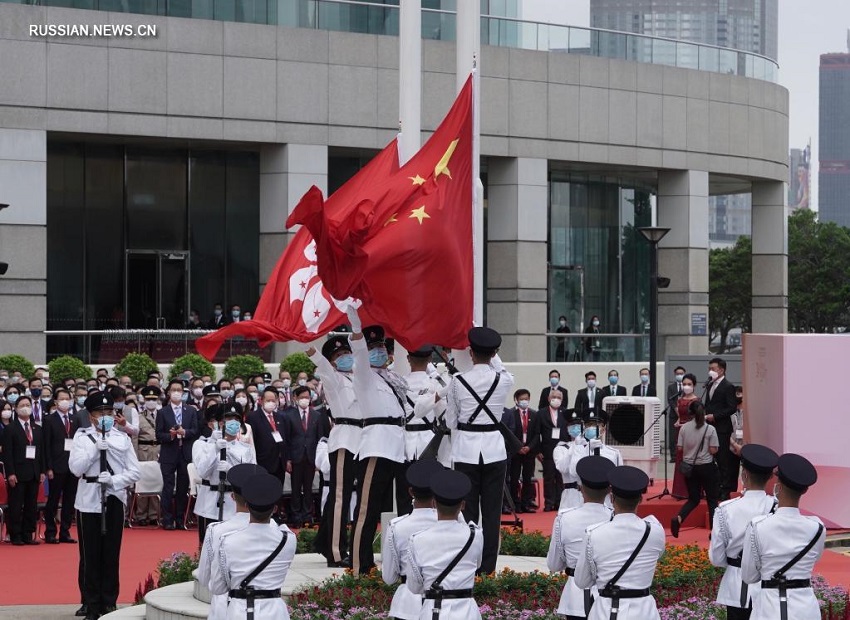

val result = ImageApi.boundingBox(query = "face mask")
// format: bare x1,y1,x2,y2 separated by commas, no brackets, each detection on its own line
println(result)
282,379,291,388
640,374,649,384
169,392,183,404
220,389,233,399
180,392,189,403
234,383,244,391
0,376,7,381
231,310,240,318
297,398,310,409
144,400,158,411
675,374,684,382
586,380,596,389
235,397,248,407
99,415,114,433
584,427,598,440
244,315,252,321
568,424,582,438
1,410,10,420
335,354,354,373
369,348,389,368
41,398,53,409
682,385,694,395
279,397,288,407
192,388,203,398
76,396,86,407
257,383,266,391
30,387,42,398
517,399,529,409
608,376,618,385
559,319,566,327
550,398,562,408
592,320,600,327
549,377,559,387
225,420,241,436
214,309,222,317
113,401,125,411
262,401,277,413
156,402,162,411
297,379,307,387
56,399,71,412
708,370,719,381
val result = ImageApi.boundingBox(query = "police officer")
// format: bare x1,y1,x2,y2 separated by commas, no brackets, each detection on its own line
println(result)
742,453,825,620
568,413,623,479
553,410,586,511
407,469,483,620
547,456,615,620
383,459,444,620
306,334,362,567
445,326,514,575
134,386,161,526
575,466,666,620
69,391,141,620
709,444,779,620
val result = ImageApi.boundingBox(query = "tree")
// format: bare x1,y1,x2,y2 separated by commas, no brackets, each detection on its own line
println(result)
708,236,752,353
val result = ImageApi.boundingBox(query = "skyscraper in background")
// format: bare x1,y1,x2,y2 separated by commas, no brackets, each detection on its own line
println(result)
789,143,811,211
819,39,850,228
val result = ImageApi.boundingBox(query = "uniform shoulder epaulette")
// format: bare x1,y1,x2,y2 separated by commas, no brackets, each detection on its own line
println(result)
750,513,772,528
719,495,743,509
585,519,608,534
468,520,482,531
390,514,408,526
643,514,662,527
558,506,581,517
556,441,568,448
803,515,824,527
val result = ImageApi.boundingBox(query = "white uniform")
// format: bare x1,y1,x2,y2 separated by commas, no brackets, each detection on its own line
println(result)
553,438,584,511
412,370,452,467
741,507,826,620
194,438,256,521
408,520,484,620
314,437,330,512
69,426,141,511
403,371,441,462
383,507,438,619
210,522,297,620
575,513,666,620
198,512,250,620
308,350,361,455
709,490,777,609
547,502,613,617
569,441,622,511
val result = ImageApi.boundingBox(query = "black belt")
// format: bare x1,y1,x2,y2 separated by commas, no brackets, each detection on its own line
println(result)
406,423,432,431
599,587,650,599
201,480,232,490
424,588,473,600
457,423,499,432
138,439,159,445
83,476,100,483
362,417,403,427
228,588,280,599
727,556,742,567
563,482,579,490
399,576,407,584
321,481,330,488
334,417,362,427
565,567,575,576
762,578,811,589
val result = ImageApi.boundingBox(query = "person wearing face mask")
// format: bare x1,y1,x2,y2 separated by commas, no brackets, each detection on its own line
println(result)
42,387,81,544
296,371,309,388
672,401,720,537
217,379,234,404
573,372,600,422
0,400,14,447
631,368,657,398
554,315,571,362
601,369,626,399
245,385,260,406
133,386,163,526
232,377,246,392
537,369,568,411
155,379,200,530
188,378,205,409
27,376,46,425
672,373,700,499
110,386,139,441
306,335,363,568
209,303,225,329
666,366,687,464
568,414,624,499
704,357,740,501
2,395,47,545
553,410,588,512
246,387,288,519
228,304,242,324
540,389,569,512
69,391,140,620
284,386,329,526
582,315,602,362
507,389,540,513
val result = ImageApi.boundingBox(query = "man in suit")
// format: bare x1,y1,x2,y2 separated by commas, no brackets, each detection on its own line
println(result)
539,390,568,511
601,369,627,399
507,389,540,513
155,378,200,530
2,395,46,545
666,366,686,463
28,376,47,426
631,368,658,397
537,369,568,411
247,387,288,517
43,387,81,543
208,302,225,329
704,357,739,500
574,371,601,421
284,386,329,525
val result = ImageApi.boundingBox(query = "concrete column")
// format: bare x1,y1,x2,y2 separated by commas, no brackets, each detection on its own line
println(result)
656,170,710,358
0,129,47,362
259,143,328,359
751,181,788,333
486,157,548,362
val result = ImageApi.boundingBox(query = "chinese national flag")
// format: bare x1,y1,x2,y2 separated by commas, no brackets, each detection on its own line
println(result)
287,75,474,351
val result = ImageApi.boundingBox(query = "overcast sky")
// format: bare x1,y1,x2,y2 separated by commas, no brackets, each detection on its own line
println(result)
519,1,850,210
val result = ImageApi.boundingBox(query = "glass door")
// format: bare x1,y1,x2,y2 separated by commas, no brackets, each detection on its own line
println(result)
548,265,584,361
125,250,190,329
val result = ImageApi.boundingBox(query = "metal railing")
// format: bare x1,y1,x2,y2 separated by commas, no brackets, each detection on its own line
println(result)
545,333,649,363
3,0,779,82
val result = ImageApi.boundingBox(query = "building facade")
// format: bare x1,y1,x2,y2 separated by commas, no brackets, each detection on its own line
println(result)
0,1,789,364
819,51,850,228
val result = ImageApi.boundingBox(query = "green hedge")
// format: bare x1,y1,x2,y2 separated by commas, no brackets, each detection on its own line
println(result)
113,353,159,384
48,356,93,382
168,354,216,381
0,354,35,379
280,352,316,377
222,355,266,380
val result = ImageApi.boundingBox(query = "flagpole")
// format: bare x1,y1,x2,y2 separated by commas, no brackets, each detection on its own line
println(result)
457,0,483,327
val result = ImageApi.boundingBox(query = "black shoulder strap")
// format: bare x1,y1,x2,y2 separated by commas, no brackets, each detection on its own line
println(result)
430,524,476,591
604,522,651,590
456,373,500,424
89,433,115,475
240,531,288,589
772,523,823,580
379,375,409,417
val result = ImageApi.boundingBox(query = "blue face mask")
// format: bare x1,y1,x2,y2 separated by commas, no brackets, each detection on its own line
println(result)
640,374,649,384
549,377,559,387
608,376,618,385
76,396,86,407
257,383,266,392
584,427,598,440
568,424,582,438
99,415,115,433
335,354,354,373
225,420,241,436
369,347,388,368
7,393,19,404
181,392,189,403
30,388,42,398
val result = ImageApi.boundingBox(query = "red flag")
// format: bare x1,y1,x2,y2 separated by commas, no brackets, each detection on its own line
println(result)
195,142,399,360
288,75,474,350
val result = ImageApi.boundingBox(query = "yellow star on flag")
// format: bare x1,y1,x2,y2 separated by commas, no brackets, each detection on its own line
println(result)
383,212,399,227
434,139,459,180
409,206,431,225
409,174,426,186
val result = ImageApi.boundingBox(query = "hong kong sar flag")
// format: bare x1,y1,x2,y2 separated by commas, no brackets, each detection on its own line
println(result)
287,75,474,351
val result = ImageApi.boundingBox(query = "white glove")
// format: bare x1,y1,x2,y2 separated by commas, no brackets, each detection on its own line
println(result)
216,439,227,450
589,439,603,451
573,435,587,447
97,471,112,486
346,305,362,333
97,439,109,451
210,430,223,442
217,460,230,473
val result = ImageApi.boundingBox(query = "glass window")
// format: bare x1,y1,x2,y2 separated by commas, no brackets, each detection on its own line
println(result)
189,151,227,321
126,148,187,251
225,151,260,315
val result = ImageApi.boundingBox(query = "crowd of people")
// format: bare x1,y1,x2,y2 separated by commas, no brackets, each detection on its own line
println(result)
0,324,828,620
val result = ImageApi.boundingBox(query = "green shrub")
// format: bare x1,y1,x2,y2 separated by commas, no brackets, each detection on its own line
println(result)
48,356,92,382
280,352,316,377
223,355,266,380
0,354,36,379
168,354,216,381
113,353,159,384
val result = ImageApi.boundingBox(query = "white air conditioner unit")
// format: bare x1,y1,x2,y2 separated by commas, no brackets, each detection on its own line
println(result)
601,396,662,484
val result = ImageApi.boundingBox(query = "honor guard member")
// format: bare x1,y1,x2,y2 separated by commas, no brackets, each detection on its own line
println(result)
198,463,267,620
194,404,225,543
195,404,257,545
384,459,444,620
407,469,484,620
568,414,623,490
445,326,514,575
210,472,297,620
346,306,410,574
547,456,616,620
575,466,666,620
134,386,162,526
412,358,452,468
709,444,779,620
742,453,825,620
69,392,141,620
553,411,587,511
306,334,363,567
314,436,331,514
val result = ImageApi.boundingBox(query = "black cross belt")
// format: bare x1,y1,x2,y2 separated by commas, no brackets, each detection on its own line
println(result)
362,417,403,427
406,423,432,431
83,476,100,483
726,556,742,567
424,588,473,600
565,567,575,576
456,423,499,432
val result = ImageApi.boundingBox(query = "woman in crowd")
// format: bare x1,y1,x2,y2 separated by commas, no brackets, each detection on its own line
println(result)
672,373,700,499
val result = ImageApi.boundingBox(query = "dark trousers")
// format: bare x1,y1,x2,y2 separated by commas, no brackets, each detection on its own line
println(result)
667,407,678,460
160,458,189,526
510,452,536,507
319,448,356,563
44,471,78,539
454,457,507,575
395,460,412,517
726,606,752,620
350,456,403,574
542,451,562,509
677,462,720,528
78,497,124,614
290,457,315,524
715,433,740,499
7,477,39,541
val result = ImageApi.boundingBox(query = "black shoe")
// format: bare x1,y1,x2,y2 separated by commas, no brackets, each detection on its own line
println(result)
149,519,159,527
340,555,352,569
137,519,148,527
59,536,78,544
11,539,24,546
523,505,537,513
75,604,88,617
45,537,59,544
85,613,100,620
23,538,40,545
163,523,175,531
102,606,117,614
543,505,555,512
175,523,187,531
124,520,132,528
670,516,681,538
